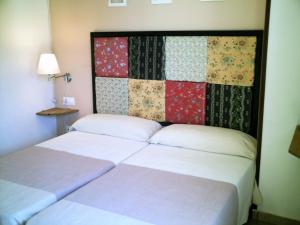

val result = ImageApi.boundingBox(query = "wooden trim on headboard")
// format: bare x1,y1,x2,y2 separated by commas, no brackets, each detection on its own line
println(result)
251,32,264,138
256,0,271,182
91,33,97,114
90,30,263,37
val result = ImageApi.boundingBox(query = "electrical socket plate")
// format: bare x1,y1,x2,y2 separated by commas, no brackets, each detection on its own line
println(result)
63,97,75,106
108,0,127,7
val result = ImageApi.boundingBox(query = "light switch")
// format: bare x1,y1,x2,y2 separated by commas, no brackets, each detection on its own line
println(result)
63,97,75,106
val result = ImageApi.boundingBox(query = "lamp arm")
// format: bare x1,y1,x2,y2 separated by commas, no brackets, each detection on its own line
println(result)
48,74,56,81
48,73,72,83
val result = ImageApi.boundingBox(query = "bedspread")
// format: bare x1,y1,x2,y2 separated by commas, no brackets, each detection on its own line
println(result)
28,164,238,225
0,146,114,225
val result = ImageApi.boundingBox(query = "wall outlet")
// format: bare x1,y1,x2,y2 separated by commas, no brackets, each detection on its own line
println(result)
65,125,73,132
63,97,75,106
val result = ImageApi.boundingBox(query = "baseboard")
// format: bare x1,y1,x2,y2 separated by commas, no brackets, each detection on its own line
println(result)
252,210,300,225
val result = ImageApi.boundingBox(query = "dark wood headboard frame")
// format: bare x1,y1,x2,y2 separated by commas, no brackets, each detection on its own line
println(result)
91,30,263,134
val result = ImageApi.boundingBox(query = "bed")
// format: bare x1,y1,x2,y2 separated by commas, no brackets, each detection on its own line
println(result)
0,114,161,225
26,124,258,225
1,29,264,225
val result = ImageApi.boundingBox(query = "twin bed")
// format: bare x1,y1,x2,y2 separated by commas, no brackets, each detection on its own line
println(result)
1,114,258,225
0,30,263,225
0,115,155,225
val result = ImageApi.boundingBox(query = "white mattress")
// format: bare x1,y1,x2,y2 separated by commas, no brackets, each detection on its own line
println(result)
124,144,256,225
37,131,149,164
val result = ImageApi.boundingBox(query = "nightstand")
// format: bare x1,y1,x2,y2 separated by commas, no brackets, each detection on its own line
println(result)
36,107,79,135
36,107,79,116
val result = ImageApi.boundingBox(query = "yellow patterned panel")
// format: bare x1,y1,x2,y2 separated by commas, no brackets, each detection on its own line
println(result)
128,79,165,121
207,37,256,86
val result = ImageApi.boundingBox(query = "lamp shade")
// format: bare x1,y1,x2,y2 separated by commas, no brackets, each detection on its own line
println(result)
37,53,60,75
289,125,300,158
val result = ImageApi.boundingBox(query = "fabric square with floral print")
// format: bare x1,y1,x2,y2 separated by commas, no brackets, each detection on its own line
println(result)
166,81,206,124
128,36,165,80
165,36,207,82
128,79,165,121
95,77,128,114
94,37,128,77
205,84,252,133
207,36,256,86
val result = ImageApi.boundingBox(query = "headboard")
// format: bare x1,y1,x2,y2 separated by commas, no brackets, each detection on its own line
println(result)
90,31,263,137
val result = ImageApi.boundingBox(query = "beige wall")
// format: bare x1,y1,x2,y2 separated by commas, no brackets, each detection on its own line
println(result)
0,0,56,155
50,0,266,119
259,0,300,221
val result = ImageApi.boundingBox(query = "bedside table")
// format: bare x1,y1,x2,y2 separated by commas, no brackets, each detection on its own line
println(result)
37,107,79,135
36,107,79,116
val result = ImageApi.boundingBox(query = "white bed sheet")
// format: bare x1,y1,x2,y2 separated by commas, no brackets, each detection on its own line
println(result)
37,131,149,165
124,144,256,225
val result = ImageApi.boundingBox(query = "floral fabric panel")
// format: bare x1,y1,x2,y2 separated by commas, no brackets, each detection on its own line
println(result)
128,36,165,80
128,79,165,121
166,81,206,124
207,37,256,86
95,77,128,114
205,84,252,133
94,37,128,77
165,36,207,82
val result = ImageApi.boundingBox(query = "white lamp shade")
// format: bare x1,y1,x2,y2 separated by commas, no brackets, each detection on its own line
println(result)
38,53,61,75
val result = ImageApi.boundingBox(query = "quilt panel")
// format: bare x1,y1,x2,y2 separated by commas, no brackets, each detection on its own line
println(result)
92,32,260,135
205,84,252,133
165,81,206,124
94,37,128,78
128,36,165,80
128,79,165,121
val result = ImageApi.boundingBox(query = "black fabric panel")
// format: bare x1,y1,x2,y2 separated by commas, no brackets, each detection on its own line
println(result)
128,36,165,80
206,84,252,133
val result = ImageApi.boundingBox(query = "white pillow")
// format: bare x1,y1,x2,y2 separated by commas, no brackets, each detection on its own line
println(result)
72,114,162,142
149,124,257,160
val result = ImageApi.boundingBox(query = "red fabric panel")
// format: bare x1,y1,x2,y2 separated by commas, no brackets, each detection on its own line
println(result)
166,81,206,124
94,37,128,77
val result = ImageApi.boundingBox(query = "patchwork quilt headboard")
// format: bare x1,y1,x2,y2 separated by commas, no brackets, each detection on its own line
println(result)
91,31,263,137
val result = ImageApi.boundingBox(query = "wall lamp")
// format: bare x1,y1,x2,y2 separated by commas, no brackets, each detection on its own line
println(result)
37,53,72,83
